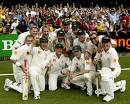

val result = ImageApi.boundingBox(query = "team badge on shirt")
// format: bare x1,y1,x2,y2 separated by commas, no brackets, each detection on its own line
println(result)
26,51,30,55
13,51,18,55
38,51,41,54
85,60,90,64
113,58,117,63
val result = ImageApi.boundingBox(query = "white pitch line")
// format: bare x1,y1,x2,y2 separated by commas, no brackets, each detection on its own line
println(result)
0,73,14,76
122,68,130,71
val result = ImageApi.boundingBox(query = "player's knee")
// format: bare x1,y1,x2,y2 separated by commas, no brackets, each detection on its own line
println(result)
84,73,91,80
49,83,57,91
101,67,112,81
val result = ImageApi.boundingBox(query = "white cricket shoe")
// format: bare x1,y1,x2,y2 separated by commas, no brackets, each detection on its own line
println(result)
95,89,106,96
4,79,12,91
80,86,86,90
103,95,114,102
34,95,40,100
61,83,71,90
87,92,92,96
120,80,126,92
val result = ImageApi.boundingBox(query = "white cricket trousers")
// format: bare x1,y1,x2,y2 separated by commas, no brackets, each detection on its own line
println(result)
71,71,95,94
29,66,47,96
13,64,22,83
100,67,122,98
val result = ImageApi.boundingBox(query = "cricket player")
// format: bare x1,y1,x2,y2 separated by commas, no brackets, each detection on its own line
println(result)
73,29,93,52
53,30,71,52
89,31,117,54
12,25,39,50
94,36,126,102
48,43,71,91
40,26,56,51
4,35,34,93
29,37,51,99
60,19,76,47
12,25,39,84
69,45,95,96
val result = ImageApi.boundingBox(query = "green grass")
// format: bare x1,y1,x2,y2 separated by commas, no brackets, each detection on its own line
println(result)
0,56,130,104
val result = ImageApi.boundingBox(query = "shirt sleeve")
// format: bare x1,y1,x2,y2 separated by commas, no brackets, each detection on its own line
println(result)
10,48,22,61
110,51,120,69
73,39,78,46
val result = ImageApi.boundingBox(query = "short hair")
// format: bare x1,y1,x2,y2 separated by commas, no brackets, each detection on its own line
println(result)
25,35,34,41
30,25,39,31
89,31,98,37
42,25,50,32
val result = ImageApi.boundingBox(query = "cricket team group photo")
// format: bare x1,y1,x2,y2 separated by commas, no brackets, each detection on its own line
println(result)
0,1,130,104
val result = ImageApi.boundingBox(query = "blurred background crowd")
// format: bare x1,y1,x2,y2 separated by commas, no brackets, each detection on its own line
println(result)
0,2,130,35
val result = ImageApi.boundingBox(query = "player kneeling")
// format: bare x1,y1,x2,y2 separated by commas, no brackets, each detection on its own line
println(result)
29,37,51,99
94,36,126,102
68,45,96,96
47,43,71,91
4,35,34,100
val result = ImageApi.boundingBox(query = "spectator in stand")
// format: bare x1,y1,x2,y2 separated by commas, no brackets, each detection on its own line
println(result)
16,20,28,34
87,19,96,32
127,20,130,32
10,18,19,34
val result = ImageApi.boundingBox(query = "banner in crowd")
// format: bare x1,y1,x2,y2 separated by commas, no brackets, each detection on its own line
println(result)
0,33,130,58
0,34,18,57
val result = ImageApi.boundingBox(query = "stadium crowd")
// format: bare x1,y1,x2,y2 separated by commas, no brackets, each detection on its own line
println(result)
0,3,130,34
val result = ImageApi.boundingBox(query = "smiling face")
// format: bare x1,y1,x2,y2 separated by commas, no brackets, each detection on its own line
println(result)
73,51,81,59
84,51,91,59
40,42,48,50
30,27,38,37
102,42,111,52
25,36,34,46
78,34,85,42
43,27,49,36
55,48,63,56
90,33,99,45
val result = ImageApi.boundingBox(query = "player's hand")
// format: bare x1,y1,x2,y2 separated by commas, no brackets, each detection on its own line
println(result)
93,59,98,65
70,73,77,79
21,65,27,74
23,68,28,75
95,72,100,77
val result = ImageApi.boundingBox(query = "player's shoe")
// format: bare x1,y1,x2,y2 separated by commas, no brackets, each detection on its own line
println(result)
95,89,106,95
120,80,126,92
87,92,92,96
4,78,12,91
103,95,114,102
34,95,40,100
61,83,71,90
80,86,86,90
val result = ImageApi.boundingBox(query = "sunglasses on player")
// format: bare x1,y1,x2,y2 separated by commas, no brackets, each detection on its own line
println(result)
90,37,97,40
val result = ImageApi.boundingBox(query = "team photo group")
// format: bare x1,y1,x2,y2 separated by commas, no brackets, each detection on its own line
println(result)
1,3,128,102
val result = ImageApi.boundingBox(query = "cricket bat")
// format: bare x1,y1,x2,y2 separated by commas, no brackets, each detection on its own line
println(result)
22,60,29,100
95,64,99,97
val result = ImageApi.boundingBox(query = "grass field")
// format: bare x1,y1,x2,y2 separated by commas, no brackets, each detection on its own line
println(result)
0,56,130,104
